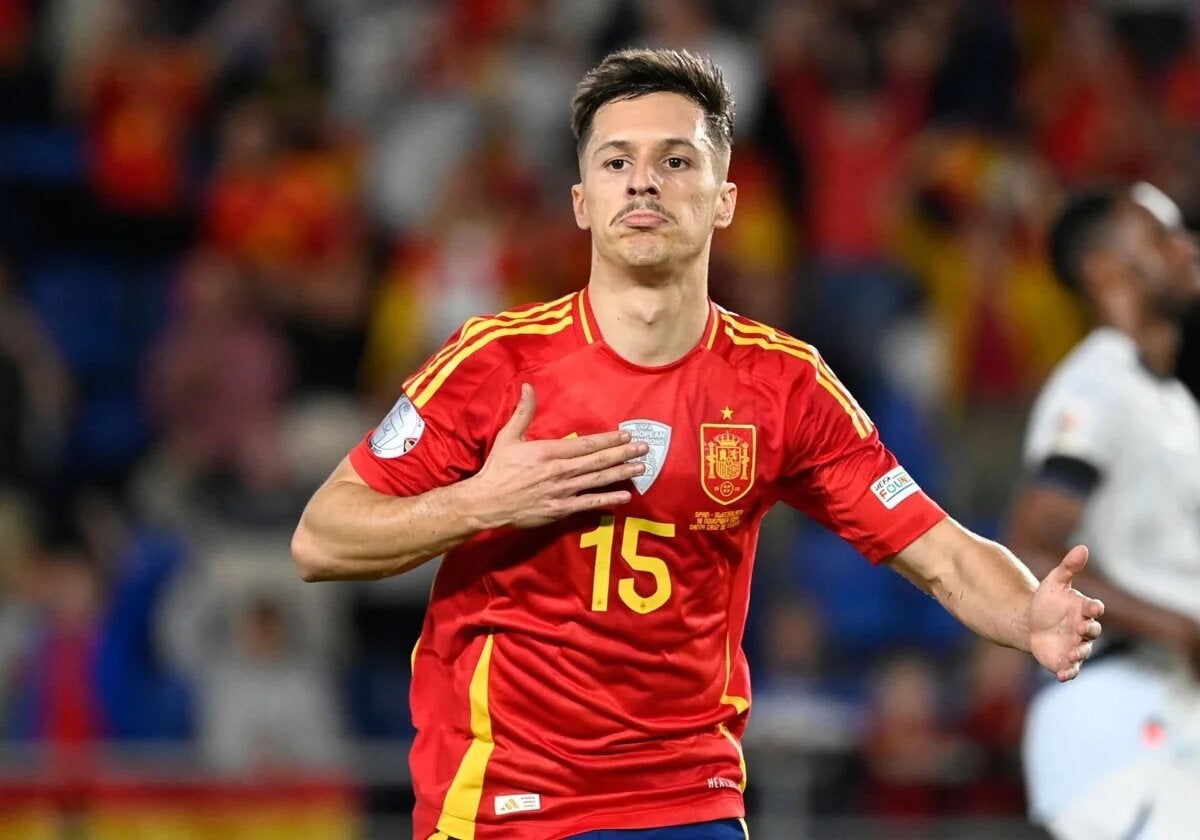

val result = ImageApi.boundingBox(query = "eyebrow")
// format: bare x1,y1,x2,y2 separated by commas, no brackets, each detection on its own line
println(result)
592,138,704,159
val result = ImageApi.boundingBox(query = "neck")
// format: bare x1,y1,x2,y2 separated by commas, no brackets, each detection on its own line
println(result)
1102,297,1180,377
1131,320,1180,377
587,255,711,366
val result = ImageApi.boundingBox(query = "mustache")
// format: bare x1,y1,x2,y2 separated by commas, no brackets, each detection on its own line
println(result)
612,201,676,226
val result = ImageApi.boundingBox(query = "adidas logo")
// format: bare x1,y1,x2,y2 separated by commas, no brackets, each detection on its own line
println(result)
493,793,541,815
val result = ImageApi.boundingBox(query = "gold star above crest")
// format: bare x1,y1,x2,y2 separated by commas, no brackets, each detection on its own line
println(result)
720,406,734,420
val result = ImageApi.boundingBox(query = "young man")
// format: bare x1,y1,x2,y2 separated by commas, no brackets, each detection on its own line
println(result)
293,49,1104,840
1009,183,1200,840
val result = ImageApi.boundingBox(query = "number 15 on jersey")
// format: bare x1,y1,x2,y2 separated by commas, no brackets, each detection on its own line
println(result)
580,515,675,615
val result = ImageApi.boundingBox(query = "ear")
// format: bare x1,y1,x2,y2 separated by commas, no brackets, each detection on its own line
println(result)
571,182,590,231
713,181,737,230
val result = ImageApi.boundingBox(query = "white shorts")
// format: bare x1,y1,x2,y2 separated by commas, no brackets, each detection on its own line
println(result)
1023,653,1200,840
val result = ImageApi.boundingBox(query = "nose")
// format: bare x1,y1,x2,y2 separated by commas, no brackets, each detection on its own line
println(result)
626,159,660,198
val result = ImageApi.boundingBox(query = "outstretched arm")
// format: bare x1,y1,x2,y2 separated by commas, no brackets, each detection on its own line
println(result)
292,384,647,581
886,517,1104,682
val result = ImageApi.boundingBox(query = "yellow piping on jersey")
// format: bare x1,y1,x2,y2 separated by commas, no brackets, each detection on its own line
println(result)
576,289,595,344
720,632,750,715
704,304,721,350
722,316,872,439
721,314,871,432
404,294,576,396
436,634,496,840
412,315,574,409
717,723,748,793
412,560,444,672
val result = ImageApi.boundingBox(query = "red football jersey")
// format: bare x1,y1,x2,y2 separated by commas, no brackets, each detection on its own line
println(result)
349,290,946,839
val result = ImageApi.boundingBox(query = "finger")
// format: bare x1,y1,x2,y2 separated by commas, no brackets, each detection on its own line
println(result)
1057,662,1081,682
1077,619,1102,640
1085,598,1105,619
1068,641,1094,663
560,442,648,478
563,490,633,513
547,429,633,458
497,384,536,443
1046,544,1090,588
564,460,646,493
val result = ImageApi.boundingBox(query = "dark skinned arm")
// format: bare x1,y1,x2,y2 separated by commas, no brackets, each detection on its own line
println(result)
1006,481,1200,671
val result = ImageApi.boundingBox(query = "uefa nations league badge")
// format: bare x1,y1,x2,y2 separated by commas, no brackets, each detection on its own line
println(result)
618,419,672,494
370,394,426,458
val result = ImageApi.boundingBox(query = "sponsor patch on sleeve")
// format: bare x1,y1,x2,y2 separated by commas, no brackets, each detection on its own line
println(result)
871,466,921,510
369,394,426,458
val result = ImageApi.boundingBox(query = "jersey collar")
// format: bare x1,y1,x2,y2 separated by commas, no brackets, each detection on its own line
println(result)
574,287,722,369
575,287,721,349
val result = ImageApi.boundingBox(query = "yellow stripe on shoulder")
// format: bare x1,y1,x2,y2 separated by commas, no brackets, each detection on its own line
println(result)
412,315,574,409
722,315,872,439
404,294,576,395
721,313,872,429
721,313,861,396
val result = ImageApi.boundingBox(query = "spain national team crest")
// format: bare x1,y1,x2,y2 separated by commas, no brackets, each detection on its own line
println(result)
700,423,757,505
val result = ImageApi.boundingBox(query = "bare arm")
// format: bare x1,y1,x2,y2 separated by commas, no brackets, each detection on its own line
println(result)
887,518,1038,650
887,517,1104,681
1007,482,1199,662
291,384,648,582
291,457,488,581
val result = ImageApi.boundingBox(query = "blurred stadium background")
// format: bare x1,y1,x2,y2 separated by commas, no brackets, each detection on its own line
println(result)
1,0,1199,837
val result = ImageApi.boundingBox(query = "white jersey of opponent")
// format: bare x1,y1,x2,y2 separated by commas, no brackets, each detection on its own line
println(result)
1025,326,1200,622
1023,326,1200,838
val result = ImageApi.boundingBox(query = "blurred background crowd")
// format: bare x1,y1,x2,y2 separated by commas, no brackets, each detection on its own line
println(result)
1,0,1199,836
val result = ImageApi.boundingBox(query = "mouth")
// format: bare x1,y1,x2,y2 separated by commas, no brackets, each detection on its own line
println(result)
619,211,669,229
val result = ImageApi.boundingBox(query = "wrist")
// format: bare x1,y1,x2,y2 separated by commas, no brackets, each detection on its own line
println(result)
449,477,505,533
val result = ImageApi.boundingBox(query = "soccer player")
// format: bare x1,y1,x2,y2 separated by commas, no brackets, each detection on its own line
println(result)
1009,183,1200,840
292,49,1104,840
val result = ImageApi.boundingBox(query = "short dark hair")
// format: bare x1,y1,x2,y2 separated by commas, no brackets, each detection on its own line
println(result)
571,48,735,161
1048,187,1120,292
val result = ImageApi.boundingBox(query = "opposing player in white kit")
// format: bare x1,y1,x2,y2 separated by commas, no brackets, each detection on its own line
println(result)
1007,183,1200,840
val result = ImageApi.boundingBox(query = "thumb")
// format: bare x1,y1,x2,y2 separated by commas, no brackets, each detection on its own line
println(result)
1047,544,1089,588
497,383,536,442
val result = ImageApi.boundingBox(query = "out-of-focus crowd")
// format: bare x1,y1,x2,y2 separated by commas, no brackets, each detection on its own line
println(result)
1,0,1199,827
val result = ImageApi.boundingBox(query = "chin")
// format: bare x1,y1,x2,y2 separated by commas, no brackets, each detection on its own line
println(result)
617,245,672,268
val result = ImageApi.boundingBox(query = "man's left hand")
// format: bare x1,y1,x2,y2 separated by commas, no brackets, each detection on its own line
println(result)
1029,544,1105,682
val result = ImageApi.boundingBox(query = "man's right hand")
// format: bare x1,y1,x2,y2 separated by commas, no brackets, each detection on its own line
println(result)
458,383,647,530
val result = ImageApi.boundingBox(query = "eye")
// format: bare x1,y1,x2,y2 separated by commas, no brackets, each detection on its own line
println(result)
605,159,628,171
665,157,688,170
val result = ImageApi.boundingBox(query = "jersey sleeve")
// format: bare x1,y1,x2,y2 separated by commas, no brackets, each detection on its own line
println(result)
774,362,946,563
1024,371,1120,478
348,326,514,497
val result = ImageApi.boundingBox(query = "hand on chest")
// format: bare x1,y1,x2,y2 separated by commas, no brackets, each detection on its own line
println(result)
523,367,768,528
